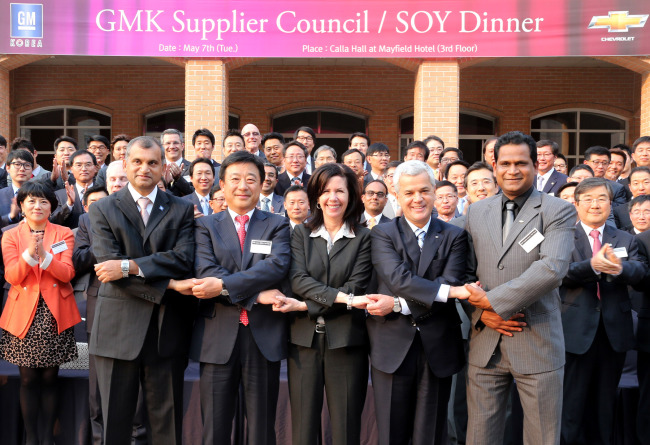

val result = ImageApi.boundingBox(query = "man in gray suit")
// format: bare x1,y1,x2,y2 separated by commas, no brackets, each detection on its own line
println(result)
456,131,576,445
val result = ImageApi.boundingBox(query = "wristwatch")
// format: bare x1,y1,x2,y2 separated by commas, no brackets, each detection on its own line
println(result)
220,280,229,296
121,260,130,278
393,297,402,313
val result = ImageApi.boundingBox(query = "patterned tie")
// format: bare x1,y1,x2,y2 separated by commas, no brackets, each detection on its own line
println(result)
138,197,151,226
368,217,377,229
590,229,602,299
201,198,210,215
537,175,544,191
235,214,250,325
503,201,516,243
416,228,425,251
261,197,270,212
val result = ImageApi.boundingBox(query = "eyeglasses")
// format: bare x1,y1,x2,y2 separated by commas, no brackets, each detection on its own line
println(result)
578,198,610,205
370,153,390,159
73,162,95,170
10,162,32,170
384,174,394,179
631,210,650,217
440,157,459,164
555,163,567,168
243,132,260,138
537,152,555,158
365,191,386,198
296,136,314,142
286,155,305,161
588,160,610,167
88,145,107,151
210,197,225,203
436,194,457,202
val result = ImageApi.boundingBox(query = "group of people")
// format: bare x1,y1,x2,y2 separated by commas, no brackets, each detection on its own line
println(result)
0,126,648,445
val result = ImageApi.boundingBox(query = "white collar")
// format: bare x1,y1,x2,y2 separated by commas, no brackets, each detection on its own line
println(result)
404,216,432,236
580,222,605,239
310,223,355,253
228,207,255,225
127,183,158,205
539,168,555,182
364,211,381,222
195,190,210,201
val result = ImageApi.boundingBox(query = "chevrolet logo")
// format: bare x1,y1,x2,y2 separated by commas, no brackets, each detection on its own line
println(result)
588,11,648,32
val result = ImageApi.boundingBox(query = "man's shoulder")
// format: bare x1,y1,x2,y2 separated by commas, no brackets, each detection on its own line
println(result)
435,217,465,236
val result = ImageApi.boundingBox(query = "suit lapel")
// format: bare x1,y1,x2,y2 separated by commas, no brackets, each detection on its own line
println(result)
329,236,352,261
213,211,242,268
603,224,619,248
143,191,170,242
574,225,593,260
398,216,421,268
418,218,443,277
485,198,504,254
242,209,266,269
543,170,557,194
499,191,542,261
115,188,145,234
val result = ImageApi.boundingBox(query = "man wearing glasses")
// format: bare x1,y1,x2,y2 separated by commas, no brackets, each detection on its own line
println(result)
583,146,627,208
242,123,266,160
274,141,310,196
361,180,391,228
294,126,316,174
535,140,567,196
0,150,35,227
615,166,650,231
364,143,391,185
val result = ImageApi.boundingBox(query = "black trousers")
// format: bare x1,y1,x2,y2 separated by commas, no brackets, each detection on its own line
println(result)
371,333,452,445
288,333,368,445
200,324,280,445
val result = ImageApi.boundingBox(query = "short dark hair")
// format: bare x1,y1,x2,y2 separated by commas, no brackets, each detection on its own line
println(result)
440,147,463,161
536,139,560,157
282,140,308,157
54,135,78,150
629,195,650,212
494,131,537,164
386,160,402,170
613,144,631,156
192,128,215,146
609,148,628,163
464,161,495,188
16,181,58,211
263,162,279,176
584,146,611,161
423,135,445,149
366,142,389,157
341,148,365,164
11,137,35,154
633,136,650,153
283,184,308,200
189,157,215,177
0,135,6,147
363,179,388,194
629,166,650,183
111,134,130,151
569,164,594,177
348,132,370,147
556,153,567,164
7,149,34,168
557,181,579,197
444,160,470,180
482,137,498,155
305,163,362,233
219,150,265,183
87,135,110,148
223,129,244,146
436,180,458,194
82,184,109,206
261,132,285,147
294,126,316,142
209,184,222,198
69,149,97,166
405,141,429,161
574,177,613,201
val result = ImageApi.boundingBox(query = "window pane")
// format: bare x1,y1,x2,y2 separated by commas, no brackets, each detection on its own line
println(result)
532,132,576,156
531,112,576,130
458,139,483,165
67,109,111,127
579,132,626,157
316,137,352,160
228,114,240,131
580,112,625,130
273,112,318,134
400,116,414,135
460,114,494,135
69,128,111,147
20,109,64,127
20,128,62,154
146,111,185,134
320,112,365,134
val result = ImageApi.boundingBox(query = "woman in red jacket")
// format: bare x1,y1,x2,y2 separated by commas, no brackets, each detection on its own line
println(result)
0,181,80,445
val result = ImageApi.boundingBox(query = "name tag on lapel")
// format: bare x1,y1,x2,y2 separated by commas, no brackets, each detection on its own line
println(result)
613,247,628,258
51,240,67,254
518,228,544,253
250,240,272,255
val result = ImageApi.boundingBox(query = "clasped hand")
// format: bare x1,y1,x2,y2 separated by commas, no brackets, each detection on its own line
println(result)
591,243,622,276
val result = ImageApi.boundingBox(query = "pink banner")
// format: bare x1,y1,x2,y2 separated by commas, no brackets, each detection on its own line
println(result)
1,0,649,57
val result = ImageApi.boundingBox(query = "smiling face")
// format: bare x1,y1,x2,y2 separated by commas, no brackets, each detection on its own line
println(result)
296,130,315,154
362,181,388,216
397,172,436,228
629,170,650,198
318,175,349,226
191,161,215,196
88,140,109,166
433,185,458,219
606,153,625,181
241,124,261,153
284,145,307,177
494,143,537,200
162,133,184,163
220,161,262,214
21,194,52,225
194,135,214,160
263,138,284,166
536,145,556,175
112,140,128,161
630,201,650,232
284,189,310,224
584,154,610,178
466,168,496,203
125,143,163,196
446,164,468,197
633,142,650,167
575,185,611,229
262,165,278,195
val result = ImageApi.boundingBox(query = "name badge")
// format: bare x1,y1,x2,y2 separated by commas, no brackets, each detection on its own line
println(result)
613,247,628,258
250,240,272,255
518,228,545,253
51,240,68,254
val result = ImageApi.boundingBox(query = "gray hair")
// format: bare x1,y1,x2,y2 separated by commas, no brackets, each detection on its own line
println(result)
160,128,184,144
313,145,337,160
126,136,164,161
393,160,436,194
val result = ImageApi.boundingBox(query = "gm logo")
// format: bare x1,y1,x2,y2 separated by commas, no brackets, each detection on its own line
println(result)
10,3,43,39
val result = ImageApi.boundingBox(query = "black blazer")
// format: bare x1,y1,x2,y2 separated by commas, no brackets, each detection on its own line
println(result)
53,186,85,229
88,187,196,360
275,171,310,197
290,224,372,349
561,224,645,354
542,169,568,195
635,230,650,353
367,216,467,377
183,192,213,215
190,209,291,364
72,213,101,334
614,204,633,231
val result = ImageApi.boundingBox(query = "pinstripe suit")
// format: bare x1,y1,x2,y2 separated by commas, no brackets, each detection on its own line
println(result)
464,188,576,445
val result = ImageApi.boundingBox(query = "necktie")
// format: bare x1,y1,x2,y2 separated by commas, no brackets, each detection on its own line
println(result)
368,217,377,229
261,197,270,212
457,197,466,214
292,177,302,186
416,228,425,251
537,175,544,191
138,197,151,226
590,229,602,299
235,214,250,325
503,201,516,243
201,198,210,216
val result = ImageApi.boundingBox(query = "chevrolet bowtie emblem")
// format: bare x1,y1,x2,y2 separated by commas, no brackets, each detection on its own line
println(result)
588,11,648,32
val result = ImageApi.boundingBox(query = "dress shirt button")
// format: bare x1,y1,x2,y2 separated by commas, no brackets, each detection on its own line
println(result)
498,264,504,270
53,284,57,287
23,287,27,290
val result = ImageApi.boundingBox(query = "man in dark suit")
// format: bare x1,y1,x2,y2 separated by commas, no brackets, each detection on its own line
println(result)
630,195,650,235
284,185,310,232
584,146,628,207
366,160,468,444
183,158,215,217
259,163,285,214
160,128,193,196
0,150,35,227
191,128,221,175
361,179,392,228
52,149,97,229
89,136,196,445
242,123,267,160
635,228,650,443
363,143,390,185
275,141,311,196
560,177,644,445
536,140,567,196
615,167,650,231
189,151,291,445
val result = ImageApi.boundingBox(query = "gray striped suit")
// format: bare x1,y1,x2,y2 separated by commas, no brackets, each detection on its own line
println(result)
464,188,576,445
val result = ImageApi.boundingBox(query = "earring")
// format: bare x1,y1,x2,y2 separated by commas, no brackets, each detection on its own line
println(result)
316,203,321,209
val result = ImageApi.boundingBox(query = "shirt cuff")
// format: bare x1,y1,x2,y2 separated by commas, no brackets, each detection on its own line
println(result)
40,252,53,270
137,267,145,278
399,297,411,315
67,204,73,211
22,249,38,266
435,284,450,303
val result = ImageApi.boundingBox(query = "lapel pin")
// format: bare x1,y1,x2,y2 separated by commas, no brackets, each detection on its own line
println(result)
518,220,524,223
159,206,164,211
435,235,439,238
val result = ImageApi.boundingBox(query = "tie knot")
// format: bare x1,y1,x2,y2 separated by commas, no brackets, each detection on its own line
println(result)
505,201,516,211
263,197,270,203
138,197,151,209
590,229,600,240
235,214,250,225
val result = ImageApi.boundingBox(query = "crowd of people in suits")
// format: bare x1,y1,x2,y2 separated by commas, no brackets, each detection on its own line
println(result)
0,125,649,445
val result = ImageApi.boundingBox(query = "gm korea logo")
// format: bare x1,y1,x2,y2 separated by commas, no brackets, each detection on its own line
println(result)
588,11,648,32
9,3,43,48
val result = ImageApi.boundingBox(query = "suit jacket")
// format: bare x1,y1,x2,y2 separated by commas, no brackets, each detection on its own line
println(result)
383,195,397,219
290,224,372,349
258,193,285,215
542,169,568,196
183,192,213,216
561,224,644,354
190,209,291,364
464,189,577,374
367,216,467,377
636,230,650,353
53,186,85,229
614,204,633,231
0,187,18,227
608,179,628,208
94,164,108,188
0,221,81,338
275,171,310,197
72,213,101,334
88,186,196,360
